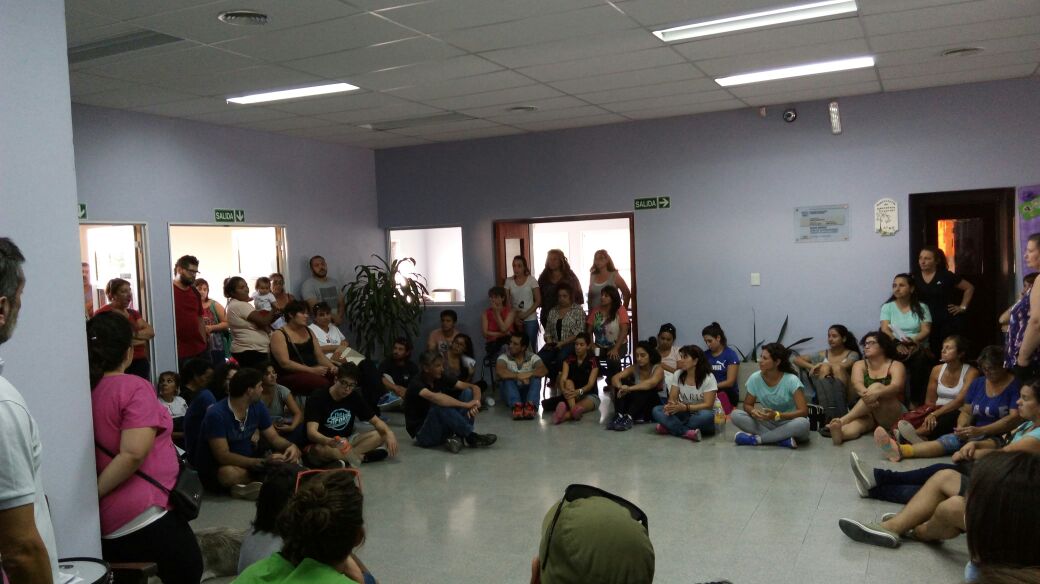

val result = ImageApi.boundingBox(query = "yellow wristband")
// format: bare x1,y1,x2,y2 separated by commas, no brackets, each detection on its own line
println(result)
774,411,782,421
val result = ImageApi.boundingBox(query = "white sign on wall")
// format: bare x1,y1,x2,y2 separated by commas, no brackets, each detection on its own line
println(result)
874,198,898,236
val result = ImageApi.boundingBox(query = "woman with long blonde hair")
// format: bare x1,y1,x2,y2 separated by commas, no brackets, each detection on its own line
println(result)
587,249,631,311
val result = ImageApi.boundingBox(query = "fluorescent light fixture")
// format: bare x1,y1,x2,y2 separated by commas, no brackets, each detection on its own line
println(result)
653,0,857,43
227,82,359,105
715,55,874,87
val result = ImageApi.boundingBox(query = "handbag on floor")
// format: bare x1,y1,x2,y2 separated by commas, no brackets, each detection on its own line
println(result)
95,442,202,521
814,376,849,422
892,404,939,432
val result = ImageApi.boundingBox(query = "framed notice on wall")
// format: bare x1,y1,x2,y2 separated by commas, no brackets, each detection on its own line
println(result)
794,204,849,243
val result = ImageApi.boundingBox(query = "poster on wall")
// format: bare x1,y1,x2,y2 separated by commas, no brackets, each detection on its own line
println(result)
1018,184,1040,275
874,198,898,235
794,204,849,243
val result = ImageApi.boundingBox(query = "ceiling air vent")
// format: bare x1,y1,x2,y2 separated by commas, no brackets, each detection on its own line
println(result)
68,31,185,64
941,47,984,57
218,10,269,26
361,113,474,131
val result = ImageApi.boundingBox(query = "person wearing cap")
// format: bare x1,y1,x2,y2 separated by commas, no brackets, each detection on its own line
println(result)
530,484,655,583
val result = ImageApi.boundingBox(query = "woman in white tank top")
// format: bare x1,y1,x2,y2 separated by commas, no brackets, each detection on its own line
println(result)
916,335,978,438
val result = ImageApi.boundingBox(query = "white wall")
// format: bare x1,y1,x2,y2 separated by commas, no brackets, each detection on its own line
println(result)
0,0,101,556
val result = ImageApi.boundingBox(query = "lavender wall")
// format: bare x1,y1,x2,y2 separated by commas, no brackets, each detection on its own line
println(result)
73,105,382,372
376,77,1040,358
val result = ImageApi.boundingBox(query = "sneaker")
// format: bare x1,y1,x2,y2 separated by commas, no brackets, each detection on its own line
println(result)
444,436,463,454
512,403,524,420
838,518,901,548
321,459,347,470
655,424,670,435
683,429,702,442
377,393,402,408
776,437,798,449
617,414,634,431
468,433,497,448
485,396,496,407
850,452,876,498
553,402,568,425
230,481,263,501
523,402,536,420
734,431,759,446
881,512,897,523
873,426,902,462
571,405,584,421
606,413,622,431
362,448,389,463
897,420,925,444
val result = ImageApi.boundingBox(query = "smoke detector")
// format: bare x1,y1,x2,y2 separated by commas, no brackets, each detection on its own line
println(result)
218,10,269,26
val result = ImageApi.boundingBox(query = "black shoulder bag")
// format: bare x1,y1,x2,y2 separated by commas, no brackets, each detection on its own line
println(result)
95,441,203,522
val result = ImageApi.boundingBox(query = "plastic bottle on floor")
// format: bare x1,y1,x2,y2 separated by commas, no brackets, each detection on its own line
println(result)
713,400,726,435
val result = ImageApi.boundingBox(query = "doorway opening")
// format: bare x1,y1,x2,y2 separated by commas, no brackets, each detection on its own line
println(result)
909,188,1015,348
494,214,636,343
168,224,288,291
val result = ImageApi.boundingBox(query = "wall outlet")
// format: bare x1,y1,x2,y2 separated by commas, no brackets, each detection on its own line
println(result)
750,272,761,286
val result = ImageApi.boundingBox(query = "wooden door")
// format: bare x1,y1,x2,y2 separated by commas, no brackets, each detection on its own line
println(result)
493,221,533,285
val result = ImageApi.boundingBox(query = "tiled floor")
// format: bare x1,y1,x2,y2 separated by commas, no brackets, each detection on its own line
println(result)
194,399,969,584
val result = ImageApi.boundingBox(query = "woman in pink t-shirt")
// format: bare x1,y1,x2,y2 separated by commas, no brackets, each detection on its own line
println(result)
88,312,202,583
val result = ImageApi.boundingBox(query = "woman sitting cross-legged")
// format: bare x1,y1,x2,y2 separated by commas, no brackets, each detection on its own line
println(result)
544,332,600,424
848,380,1040,505
651,344,718,442
793,324,859,405
731,343,810,448
234,469,370,584
827,331,907,446
874,345,1021,462
606,339,663,431
895,335,978,442
270,300,337,401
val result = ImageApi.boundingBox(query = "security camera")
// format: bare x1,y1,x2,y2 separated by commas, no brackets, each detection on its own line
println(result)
782,108,798,123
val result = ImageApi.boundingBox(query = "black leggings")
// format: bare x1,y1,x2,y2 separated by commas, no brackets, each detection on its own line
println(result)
613,390,658,421
101,511,203,584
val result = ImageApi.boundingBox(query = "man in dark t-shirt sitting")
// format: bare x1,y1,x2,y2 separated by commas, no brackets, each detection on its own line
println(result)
377,337,419,410
405,350,496,453
304,362,398,467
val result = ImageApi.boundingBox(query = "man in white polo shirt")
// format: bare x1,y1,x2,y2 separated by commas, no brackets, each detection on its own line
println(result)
0,237,59,584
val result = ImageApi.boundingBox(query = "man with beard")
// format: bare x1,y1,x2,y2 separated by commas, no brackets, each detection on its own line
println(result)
300,255,344,326
172,254,208,369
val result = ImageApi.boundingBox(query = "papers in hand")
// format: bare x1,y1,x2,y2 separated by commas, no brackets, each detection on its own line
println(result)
889,323,910,342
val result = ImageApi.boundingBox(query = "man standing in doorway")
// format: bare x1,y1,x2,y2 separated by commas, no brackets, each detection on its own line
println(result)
173,255,208,370
301,255,344,326
0,238,60,584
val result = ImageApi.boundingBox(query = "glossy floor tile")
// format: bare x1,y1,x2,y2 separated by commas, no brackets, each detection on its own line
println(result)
194,399,969,583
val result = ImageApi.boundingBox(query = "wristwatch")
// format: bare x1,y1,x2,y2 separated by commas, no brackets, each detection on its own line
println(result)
960,305,967,312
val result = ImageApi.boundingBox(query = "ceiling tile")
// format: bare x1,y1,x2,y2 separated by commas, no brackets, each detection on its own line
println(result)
725,68,879,98
68,72,136,97
427,84,568,111
282,124,375,138
390,119,504,137
386,70,535,101
602,89,736,113
880,49,1040,80
344,0,432,10
84,46,260,83
215,13,416,62
485,104,610,124
458,96,591,118
348,55,503,91
234,116,334,132
577,77,721,104
65,8,121,33
868,16,1040,53
316,102,445,124
70,0,216,21
876,35,1040,67
620,99,746,119
882,63,1038,91
613,0,790,28
379,0,603,32
548,63,703,95
185,107,292,125
439,5,638,53
265,92,414,116
864,0,1040,35
157,65,323,97
480,29,662,69
673,18,864,62
323,132,433,148
72,84,202,108
518,47,685,83
284,37,464,78
695,39,872,77
421,125,526,141
127,0,364,44
511,112,628,132
741,80,882,106
857,0,967,16
67,22,157,48
130,97,232,117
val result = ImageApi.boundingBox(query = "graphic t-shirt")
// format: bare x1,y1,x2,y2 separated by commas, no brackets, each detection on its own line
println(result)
586,307,630,348
505,275,539,322
675,372,719,405
707,347,741,393
300,277,342,319
304,387,374,439
496,351,543,374
745,371,803,413
405,373,460,437
964,376,1020,427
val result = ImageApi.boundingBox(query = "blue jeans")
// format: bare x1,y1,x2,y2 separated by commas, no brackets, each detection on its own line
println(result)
868,463,958,504
651,406,715,436
501,378,542,406
521,319,539,346
415,389,474,447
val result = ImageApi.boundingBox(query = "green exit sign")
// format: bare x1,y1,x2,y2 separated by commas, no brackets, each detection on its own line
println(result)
214,208,246,223
634,196,671,211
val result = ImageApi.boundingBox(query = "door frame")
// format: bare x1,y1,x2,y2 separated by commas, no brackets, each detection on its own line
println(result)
493,212,638,339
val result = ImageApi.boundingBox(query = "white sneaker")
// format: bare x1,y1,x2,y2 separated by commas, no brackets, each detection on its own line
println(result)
897,420,924,444
231,481,262,501
881,512,897,522
850,452,875,498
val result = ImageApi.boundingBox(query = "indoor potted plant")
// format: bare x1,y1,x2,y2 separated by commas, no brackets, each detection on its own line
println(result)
342,255,429,360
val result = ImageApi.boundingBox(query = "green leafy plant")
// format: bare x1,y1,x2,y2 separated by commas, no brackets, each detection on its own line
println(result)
343,255,429,360
735,311,813,362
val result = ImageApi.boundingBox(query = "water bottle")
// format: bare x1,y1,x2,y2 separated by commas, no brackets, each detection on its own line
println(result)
713,400,726,435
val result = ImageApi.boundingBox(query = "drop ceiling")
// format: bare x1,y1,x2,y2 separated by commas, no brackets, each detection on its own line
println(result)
66,0,1040,149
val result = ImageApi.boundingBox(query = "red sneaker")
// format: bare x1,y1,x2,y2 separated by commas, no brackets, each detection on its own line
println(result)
523,402,536,420
512,403,524,420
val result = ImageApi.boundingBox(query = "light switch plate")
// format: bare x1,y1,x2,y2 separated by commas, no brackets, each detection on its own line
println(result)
750,272,761,286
